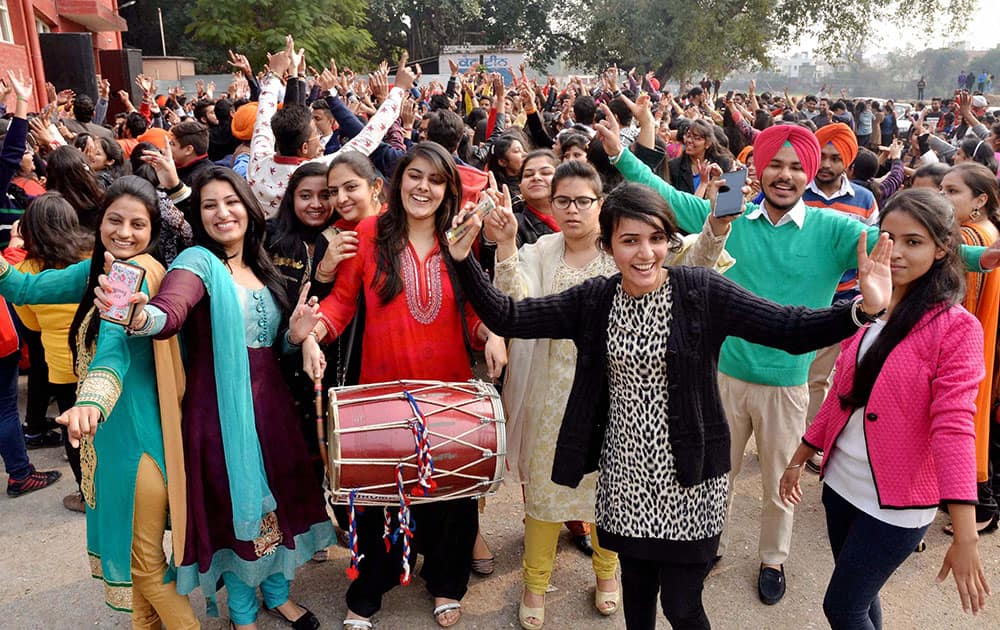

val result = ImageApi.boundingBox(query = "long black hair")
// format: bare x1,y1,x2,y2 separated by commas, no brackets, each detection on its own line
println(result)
188,167,289,313
269,161,330,254
839,189,965,410
45,145,104,230
21,192,93,270
374,142,462,305
69,176,162,371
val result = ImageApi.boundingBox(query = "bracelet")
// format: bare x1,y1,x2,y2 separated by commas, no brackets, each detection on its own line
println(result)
785,463,802,470
851,298,886,327
16,96,28,102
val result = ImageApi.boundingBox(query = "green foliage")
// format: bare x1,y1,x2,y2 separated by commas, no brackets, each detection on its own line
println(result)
186,0,375,72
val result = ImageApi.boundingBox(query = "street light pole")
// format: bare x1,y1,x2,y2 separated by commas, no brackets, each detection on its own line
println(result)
158,6,166,56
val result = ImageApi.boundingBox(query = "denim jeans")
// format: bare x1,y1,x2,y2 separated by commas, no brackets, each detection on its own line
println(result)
222,571,289,625
822,484,929,630
0,351,29,479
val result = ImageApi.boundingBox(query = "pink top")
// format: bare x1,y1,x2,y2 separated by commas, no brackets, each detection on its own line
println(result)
803,305,983,508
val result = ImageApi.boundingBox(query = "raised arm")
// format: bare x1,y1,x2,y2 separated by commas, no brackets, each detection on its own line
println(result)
0,258,90,305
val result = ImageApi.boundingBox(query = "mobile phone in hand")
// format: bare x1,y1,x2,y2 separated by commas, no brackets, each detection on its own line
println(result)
446,196,497,244
100,260,146,326
712,169,748,218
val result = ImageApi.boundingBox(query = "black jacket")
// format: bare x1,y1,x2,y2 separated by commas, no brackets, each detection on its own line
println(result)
667,153,733,195
455,258,859,488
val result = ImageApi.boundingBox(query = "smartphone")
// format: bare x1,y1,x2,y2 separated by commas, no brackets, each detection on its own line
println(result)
446,196,497,244
712,168,748,218
100,260,146,326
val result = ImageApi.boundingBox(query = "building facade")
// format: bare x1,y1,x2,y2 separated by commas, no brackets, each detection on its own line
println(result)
0,0,126,109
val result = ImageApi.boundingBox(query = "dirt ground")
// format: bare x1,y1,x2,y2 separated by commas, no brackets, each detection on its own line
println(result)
2,387,999,629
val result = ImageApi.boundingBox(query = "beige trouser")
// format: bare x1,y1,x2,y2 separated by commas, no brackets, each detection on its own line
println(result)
131,454,200,629
805,343,841,428
717,373,809,566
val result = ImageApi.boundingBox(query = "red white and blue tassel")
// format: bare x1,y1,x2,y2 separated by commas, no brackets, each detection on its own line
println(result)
345,489,364,580
403,391,436,497
395,464,415,585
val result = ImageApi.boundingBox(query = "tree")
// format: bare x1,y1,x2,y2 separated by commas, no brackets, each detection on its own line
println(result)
549,0,975,81
187,0,375,72
120,0,228,72
364,0,483,64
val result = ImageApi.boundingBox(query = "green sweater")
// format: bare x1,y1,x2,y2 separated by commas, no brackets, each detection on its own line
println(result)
613,147,985,386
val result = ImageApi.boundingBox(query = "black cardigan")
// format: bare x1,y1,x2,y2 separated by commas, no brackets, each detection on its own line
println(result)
454,258,860,489
667,153,734,195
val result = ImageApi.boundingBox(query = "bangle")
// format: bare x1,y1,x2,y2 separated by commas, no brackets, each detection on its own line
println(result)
785,463,802,470
851,298,886,326
16,96,28,102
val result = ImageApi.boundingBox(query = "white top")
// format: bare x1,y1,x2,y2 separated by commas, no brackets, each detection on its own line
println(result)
823,320,938,528
744,199,806,229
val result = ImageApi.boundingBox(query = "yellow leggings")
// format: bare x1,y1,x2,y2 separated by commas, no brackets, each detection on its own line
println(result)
523,516,618,596
130,454,200,629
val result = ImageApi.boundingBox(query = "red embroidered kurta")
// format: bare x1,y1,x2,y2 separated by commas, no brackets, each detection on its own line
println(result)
317,216,484,384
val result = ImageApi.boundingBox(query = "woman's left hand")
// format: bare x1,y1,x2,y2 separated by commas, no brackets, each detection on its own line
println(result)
856,232,892,316
288,281,320,345
937,539,991,614
484,333,508,382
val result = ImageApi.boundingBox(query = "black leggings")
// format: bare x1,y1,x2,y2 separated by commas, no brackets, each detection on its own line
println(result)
48,383,79,486
620,555,712,630
345,497,478,618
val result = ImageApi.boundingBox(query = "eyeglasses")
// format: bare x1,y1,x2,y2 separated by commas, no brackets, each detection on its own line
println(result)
551,195,599,211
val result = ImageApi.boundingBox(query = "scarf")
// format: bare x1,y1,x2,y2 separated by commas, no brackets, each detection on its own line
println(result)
169,246,275,540
525,205,560,233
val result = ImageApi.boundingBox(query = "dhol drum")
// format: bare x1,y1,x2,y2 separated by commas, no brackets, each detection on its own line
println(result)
327,380,506,505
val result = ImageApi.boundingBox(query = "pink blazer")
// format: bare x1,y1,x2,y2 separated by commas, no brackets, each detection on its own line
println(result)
803,305,983,508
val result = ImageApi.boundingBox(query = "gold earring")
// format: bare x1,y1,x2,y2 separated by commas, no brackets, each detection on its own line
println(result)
972,207,982,220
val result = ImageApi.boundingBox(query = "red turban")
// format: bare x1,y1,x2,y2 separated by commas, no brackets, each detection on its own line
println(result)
815,122,858,167
752,125,821,181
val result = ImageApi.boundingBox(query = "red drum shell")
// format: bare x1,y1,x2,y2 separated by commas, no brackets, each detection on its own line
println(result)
329,380,505,505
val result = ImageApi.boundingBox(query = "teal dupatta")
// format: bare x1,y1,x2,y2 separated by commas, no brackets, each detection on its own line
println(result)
170,246,276,540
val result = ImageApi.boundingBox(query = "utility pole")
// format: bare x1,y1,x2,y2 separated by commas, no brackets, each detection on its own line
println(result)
158,7,166,56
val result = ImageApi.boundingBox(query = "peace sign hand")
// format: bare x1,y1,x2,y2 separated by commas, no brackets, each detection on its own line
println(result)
288,281,321,345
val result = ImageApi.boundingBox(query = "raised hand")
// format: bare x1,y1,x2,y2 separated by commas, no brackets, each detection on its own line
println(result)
400,97,417,128
317,68,338,93
288,281,321,345
227,50,253,77
394,51,416,92
447,201,485,262
448,59,460,76
6,69,33,102
368,70,388,104
314,230,359,282
594,102,623,157
857,232,892,316
140,139,179,190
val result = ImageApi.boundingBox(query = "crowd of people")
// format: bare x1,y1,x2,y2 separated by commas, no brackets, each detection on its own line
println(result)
1,32,999,630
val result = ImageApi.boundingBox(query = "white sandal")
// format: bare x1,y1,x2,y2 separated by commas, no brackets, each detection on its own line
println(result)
595,587,620,616
343,616,373,629
433,602,462,628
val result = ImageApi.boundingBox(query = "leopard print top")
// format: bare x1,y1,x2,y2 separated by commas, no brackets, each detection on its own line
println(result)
597,280,728,541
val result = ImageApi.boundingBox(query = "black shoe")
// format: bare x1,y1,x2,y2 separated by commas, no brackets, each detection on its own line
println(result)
265,605,320,630
24,430,63,450
758,564,786,605
573,534,594,556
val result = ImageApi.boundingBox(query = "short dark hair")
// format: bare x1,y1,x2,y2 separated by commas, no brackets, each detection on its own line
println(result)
170,120,209,155
805,95,818,104
193,98,215,124
832,100,847,112
72,94,96,123
551,158,602,198
573,95,596,126
608,97,633,128
270,105,312,156
125,111,148,138
310,99,332,115
912,162,949,186
559,132,589,155
598,182,681,251
426,109,465,153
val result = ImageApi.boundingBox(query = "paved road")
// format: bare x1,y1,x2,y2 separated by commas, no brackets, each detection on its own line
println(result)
2,393,999,629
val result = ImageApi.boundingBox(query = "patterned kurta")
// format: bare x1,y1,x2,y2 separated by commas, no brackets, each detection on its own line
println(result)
599,281,728,542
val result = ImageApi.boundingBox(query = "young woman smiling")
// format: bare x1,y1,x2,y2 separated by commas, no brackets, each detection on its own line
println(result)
297,142,507,630
781,189,992,628
490,161,737,630
447,175,893,630
1,177,199,627
941,162,1000,535
106,168,333,630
